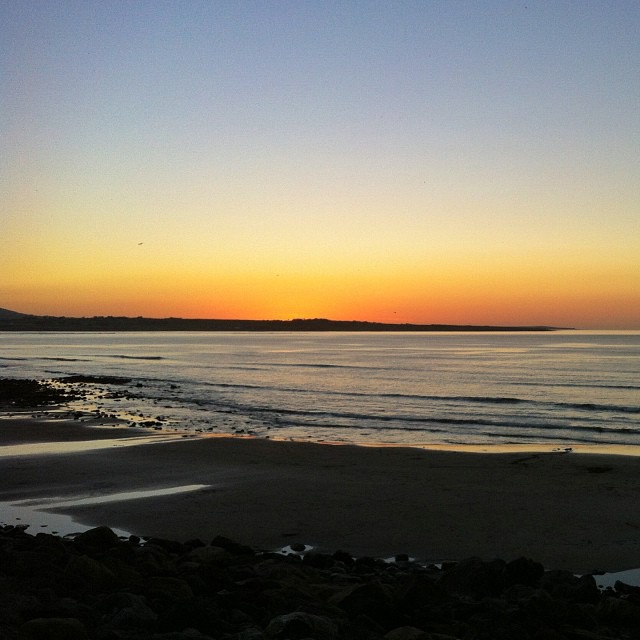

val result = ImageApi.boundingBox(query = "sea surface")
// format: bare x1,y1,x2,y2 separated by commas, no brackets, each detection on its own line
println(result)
1,330,639,451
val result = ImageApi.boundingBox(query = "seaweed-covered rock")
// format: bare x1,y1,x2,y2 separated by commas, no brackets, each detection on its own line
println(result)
0,378,77,408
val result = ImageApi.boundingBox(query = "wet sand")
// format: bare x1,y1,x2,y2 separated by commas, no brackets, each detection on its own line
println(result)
2,415,640,573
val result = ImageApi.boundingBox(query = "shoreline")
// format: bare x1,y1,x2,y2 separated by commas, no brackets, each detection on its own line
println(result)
2,414,640,573
5,409,640,458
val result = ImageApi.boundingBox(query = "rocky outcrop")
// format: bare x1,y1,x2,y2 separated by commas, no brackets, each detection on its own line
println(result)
0,378,79,408
1,526,639,639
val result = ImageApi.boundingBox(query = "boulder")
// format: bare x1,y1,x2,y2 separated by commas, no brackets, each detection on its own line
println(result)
102,592,158,629
541,571,600,605
438,557,508,598
384,625,429,640
507,557,545,587
18,617,87,640
395,573,446,613
187,545,231,567
211,535,255,556
64,554,117,591
73,526,119,552
330,582,397,627
146,537,186,554
266,611,338,639
145,576,195,603
150,630,215,640
597,595,640,627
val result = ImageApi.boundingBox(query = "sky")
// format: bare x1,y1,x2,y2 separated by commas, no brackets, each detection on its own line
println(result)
2,1,639,328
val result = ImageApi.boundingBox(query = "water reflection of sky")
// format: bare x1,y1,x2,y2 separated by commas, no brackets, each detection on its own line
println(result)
0,433,195,458
0,484,209,538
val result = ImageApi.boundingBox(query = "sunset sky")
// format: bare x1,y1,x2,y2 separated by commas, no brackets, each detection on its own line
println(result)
2,1,639,328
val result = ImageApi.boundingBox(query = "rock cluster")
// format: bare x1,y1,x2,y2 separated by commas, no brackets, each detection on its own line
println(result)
0,378,78,408
2,526,640,639
0,376,162,427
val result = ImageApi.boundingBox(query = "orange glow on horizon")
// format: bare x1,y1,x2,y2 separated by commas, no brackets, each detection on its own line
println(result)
5,198,639,329
8,262,639,329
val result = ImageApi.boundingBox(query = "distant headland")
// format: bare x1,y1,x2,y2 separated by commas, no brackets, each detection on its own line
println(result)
0,308,567,332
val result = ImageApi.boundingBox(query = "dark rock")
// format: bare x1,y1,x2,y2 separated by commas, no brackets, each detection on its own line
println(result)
531,629,569,640
597,595,640,627
64,554,118,591
302,552,336,570
438,557,508,597
0,377,79,407
145,576,194,604
156,597,223,636
330,582,397,627
133,541,180,576
541,571,600,605
211,535,255,556
354,556,380,572
395,573,446,613
236,628,267,640
507,556,545,587
384,626,429,640
102,592,158,629
265,611,339,639
151,631,215,640
184,538,207,551
146,537,186,555
187,545,231,567
73,526,119,552
519,587,571,627
613,579,640,597
18,617,88,640
3,525,640,640
333,549,356,567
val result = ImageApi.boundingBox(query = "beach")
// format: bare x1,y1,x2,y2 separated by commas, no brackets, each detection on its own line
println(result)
2,412,640,574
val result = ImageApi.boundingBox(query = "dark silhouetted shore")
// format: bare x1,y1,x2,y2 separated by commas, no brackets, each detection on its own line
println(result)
0,310,565,332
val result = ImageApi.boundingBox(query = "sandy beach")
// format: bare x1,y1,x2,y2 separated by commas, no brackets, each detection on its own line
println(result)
2,414,640,574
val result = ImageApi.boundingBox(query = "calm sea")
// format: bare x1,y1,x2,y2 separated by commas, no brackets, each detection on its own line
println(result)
1,331,639,451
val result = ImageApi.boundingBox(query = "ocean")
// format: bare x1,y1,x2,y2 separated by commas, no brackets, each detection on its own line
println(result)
1,330,639,451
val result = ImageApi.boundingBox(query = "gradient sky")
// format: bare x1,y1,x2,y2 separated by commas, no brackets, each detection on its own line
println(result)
2,1,639,328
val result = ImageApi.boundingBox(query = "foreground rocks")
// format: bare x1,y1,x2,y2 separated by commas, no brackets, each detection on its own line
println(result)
1,526,639,639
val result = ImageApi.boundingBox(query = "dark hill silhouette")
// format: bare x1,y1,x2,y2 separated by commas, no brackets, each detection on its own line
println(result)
0,307,31,319
0,311,566,332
